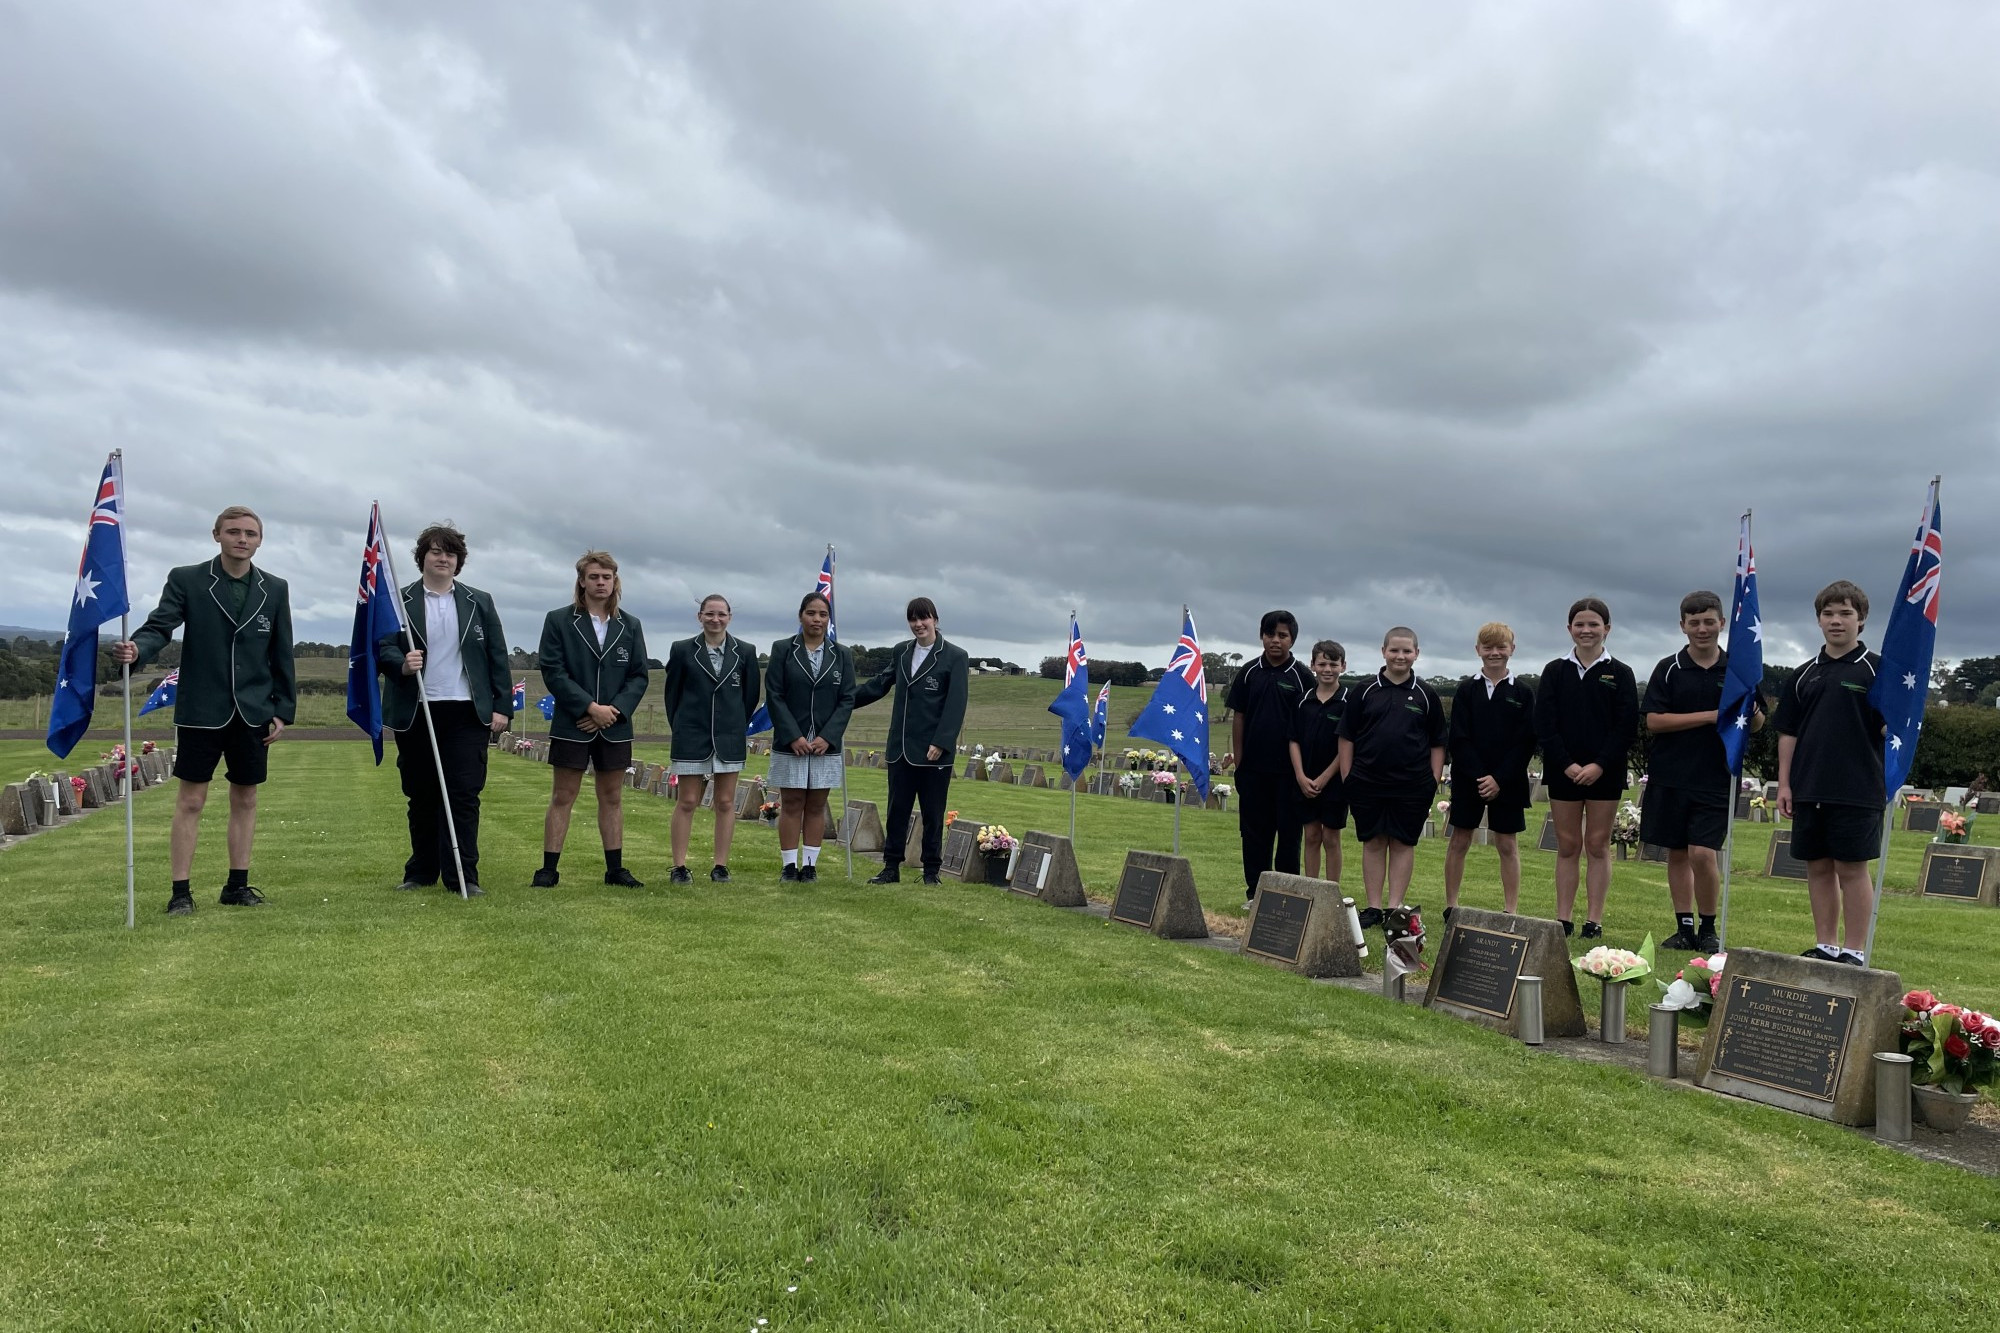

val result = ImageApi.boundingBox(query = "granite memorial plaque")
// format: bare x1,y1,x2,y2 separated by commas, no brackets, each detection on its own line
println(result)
1905,803,1942,834
840,799,885,855
1022,765,1047,788
1009,830,1086,906
1109,850,1207,939
1710,978,1855,1101
1245,874,1361,976
1735,790,1753,820
940,818,983,879
963,757,981,780
1428,924,1529,1020
1978,793,2000,816
1425,907,1586,1038
1010,843,1052,894
1243,887,1312,964
1763,829,1809,881
1110,864,1163,927
1917,843,1997,905
1536,814,1559,853
991,761,1014,784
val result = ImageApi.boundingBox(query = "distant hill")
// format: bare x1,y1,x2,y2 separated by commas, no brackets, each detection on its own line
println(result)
0,625,63,643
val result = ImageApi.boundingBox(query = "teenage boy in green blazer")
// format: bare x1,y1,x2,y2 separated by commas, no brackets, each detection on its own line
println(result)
113,505,296,915
854,596,970,884
663,595,761,883
534,551,650,888
375,523,511,896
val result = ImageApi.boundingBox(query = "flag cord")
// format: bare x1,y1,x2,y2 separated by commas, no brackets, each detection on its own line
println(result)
379,521,471,900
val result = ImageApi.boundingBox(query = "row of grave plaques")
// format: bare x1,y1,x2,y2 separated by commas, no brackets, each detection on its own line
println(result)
1,751,174,839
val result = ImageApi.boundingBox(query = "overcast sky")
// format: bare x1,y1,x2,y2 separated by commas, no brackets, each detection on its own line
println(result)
3,1,1995,679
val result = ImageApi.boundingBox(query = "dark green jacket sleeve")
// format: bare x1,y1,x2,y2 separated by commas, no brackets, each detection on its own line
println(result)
740,646,761,728
928,646,970,755
477,591,511,720
766,640,804,748
539,611,592,721
130,572,188,668
610,618,650,721
854,658,895,708
269,585,297,725
822,646,858,750
662,640,689,722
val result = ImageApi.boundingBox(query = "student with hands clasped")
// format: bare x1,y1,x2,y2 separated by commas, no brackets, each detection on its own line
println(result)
1287,640,1350,887
765,591,856,882
1534,598,1639,938
665,595,762,884
1338,627,1447,929
1443,622,1537,918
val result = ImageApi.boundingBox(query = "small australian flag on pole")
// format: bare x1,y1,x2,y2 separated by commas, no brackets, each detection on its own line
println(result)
1091,682,1109,750
1128,608,1211,799
1048,616,1094,780
1716,512,1763,775
817,550,837,643
1869,478,1942,799
139,669,179,716
47,454,130,758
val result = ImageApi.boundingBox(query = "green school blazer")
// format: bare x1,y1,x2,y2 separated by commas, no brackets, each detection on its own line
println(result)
130,558,296,730
853,636,969,766
663,635,761,763
764,635,857,753
536,608,650,743
376,581,513,732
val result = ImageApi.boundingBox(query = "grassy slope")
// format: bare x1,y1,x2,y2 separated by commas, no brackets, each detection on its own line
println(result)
3,745,1998,1331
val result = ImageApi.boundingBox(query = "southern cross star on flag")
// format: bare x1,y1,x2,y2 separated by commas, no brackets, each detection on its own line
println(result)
139,669,179,716
1717,514,1763,775
1127,609,1211,800
1869,479,1942,799
47,454,129,758
1091,682,1110,749
1048,616,1094,780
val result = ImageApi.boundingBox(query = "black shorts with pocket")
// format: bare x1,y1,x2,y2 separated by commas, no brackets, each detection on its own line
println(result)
174,715,271,786
1350,794,1429,847
1304,786,1349,830
1639,782,1729,851
549,735,634,773
1790,800,1881,864
1447,781,1528,835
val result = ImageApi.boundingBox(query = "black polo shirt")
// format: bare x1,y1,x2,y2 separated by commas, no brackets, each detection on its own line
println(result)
1339,670,1447,797
1290,685,1349,780
1227,655,1314,773
1642,648,1760,799
1772,643,1885,808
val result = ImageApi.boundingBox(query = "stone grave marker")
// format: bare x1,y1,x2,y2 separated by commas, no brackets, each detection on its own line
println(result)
1426,907,1586,1038
53,773,77,816
1530,782,1549,806
1764,781,1779,802
1917,843,1998,905
940,816,988,882
1763,829,1808,881
79,770,104,809
1008,831,1086,906
733,778,763,818
903,810,926,866
1535,813,1560,853
839,800,885,855
1978,793,2000,816
962,757,982,781
991,761,1014,784
1244,873,1360,977
1696,947,1904,1126
26,778,54,827
1108,850,1207,940
1943,786,1969,807
1735,789,1753,820
0,785,29,836
1021,765,1046,788
1904,803,1943,834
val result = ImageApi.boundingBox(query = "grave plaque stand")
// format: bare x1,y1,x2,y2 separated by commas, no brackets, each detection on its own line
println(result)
1245,873,1361,977
1917,843,1999,905
1109,850,1207,939
1021,765,1047,788
1535,814,1560,853
0,784,28,836
839,799,885,855
1903,803,1943,834
1695,948,1904,1125
1009,831,1086,907
1425,907,1585,1038
1763,829,1809,881
940,816,989,882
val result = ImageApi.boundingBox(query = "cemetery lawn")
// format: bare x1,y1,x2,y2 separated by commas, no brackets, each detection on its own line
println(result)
3,745,1999,1332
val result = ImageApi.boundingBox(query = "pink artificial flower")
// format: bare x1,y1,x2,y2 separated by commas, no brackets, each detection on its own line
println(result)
1944,1034,1971,1061
1903,990,1937,1012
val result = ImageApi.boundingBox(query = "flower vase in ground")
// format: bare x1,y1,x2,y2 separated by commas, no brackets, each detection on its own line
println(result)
1911,1084,1981,1132
1898,989,1996,1132
981,852,1010,885
976,824,1017,883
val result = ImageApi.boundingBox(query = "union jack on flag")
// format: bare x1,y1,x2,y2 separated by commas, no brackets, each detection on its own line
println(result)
47,452,129,758
1869,478,1943,797
347,503,406,763
139,669,180,716
1166,617,1208,703
1128,609,1212,799
816,549,837,643
1048,615,1094,780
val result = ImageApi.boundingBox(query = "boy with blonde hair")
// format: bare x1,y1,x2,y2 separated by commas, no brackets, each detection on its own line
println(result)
1339,627,1446,927
1444,623,1536,916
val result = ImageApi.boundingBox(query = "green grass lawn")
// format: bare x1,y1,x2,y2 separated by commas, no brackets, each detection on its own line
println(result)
3,743,1998,1331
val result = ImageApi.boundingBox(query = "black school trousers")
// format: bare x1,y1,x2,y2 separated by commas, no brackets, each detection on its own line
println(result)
1236,767,1304,893
883,758,952,873
394,700,489,889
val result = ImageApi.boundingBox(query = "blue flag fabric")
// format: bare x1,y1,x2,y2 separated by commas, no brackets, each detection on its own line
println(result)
1091,682,1109,750
1048,617,1094,779
1127,610,1211,800
748,703,772,736
1717,515,1763,775
1869,481,1943,799
512,680,526,711
817,551,837,644
47,455,130,758
537,693,555,721
139,669,179,717
345,504,405,764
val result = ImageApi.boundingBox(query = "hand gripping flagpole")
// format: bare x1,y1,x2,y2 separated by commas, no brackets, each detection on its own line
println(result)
1716,510,1749,950
378,510,471,900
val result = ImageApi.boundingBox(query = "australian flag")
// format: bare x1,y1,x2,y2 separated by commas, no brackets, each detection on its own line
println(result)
1869,479,1942,799
537,693,555,721
1048,616,1094,779
139,669,179,716
1128,609,1211,799
47,454,130,758
747,703,772,736
345,504,405,763
512,680,527,712
817,550,837,643
1092,682,1110,749
1717,514,1763,775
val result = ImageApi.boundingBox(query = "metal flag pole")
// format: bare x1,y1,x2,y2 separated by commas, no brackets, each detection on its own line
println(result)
831,544,851,882
122,608,135,930
1068,609,1079,845
378,510,471,899
1716,508,1749,949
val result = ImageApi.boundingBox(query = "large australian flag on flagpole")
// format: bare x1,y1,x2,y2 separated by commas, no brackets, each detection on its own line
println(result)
345,503,404,763
817,549,837,643
1717,512,1763,775
1128,608,1211,800
1048,616,1094,779
47,454,130,758
1868,478,1943,799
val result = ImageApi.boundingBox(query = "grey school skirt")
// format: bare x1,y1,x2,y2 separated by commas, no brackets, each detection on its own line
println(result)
767,751,845,790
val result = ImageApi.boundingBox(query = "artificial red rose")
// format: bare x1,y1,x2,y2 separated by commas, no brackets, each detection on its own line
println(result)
1935,1004,1963,1020
1904,990,1937,1011
1944,1034,1971,1061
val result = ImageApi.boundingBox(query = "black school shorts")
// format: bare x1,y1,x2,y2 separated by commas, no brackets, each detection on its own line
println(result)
1790,801,1881,864
1639,782,1728,851
549,736,634,773
1447,782,1527,835
174,715,271,786
1351,795,1429,847
1546,766,1629,803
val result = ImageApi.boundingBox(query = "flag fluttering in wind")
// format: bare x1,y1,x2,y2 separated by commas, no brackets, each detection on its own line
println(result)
1127,609,1211,800
1869,479,1943,799
1717,514,1763,776
345,504,404,763
1048,616,1094,780
47,454,129,758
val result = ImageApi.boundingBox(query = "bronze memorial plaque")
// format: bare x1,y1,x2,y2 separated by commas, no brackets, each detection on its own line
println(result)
1009,844,1052,895
1243,888,1313,965
1763,830,1809,881
1110,864,1165,928
1431,925,1528,1020
1905,804,1943,834
1710,977,1855,1102
940,822,979,877
1920,850,1987,901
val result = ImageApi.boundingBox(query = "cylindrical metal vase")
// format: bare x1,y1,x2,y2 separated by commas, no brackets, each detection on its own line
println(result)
1382,966,1405,1002
1647,1004,1678,1077
1516,975,1544,1045
1343,897,1368,959
1601,979,1628,1044
1874,1051,1914,1141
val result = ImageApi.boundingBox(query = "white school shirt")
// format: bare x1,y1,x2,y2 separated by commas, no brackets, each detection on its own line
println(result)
590,614,608,646
911,642,932,674
423,587,472,701
1480,671,1516,699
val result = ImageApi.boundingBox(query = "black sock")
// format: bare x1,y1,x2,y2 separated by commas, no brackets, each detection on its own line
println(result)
1676,913,1696,936
1559,919,1574,936
1698,914,1717,937
171,879,190,895
605,848,622,872
226,868,248,889
542,851,560,873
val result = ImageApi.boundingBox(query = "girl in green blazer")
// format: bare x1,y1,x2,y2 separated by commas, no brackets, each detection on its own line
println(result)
764,592,856,881
663,594,761,882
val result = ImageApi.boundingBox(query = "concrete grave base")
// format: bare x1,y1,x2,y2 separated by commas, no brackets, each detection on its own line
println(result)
1247,873,1361,977
1113,850,1207,940
1425,907,1586,1038
1011,830,1086,907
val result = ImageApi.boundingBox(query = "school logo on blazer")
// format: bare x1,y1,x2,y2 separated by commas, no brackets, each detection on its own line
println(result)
728,671,741,686
1598,676,1619,688
924,678,940,691
473,623,485,641
616,647,629,662
830,671,842,683
256,614,271,632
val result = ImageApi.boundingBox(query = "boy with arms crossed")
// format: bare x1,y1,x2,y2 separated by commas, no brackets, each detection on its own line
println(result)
1287,640,1349,885
112,506,295,914
1338,627,1446,928
1773,581,1884,964
1443,623,1536,917
1223,610,1314,900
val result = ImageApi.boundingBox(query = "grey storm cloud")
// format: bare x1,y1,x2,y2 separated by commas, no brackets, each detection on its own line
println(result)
2,0,1996,679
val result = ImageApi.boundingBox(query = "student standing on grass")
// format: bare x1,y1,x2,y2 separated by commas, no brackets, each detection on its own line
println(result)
112,505,295,915
1338,627,1446,929
855,597,969,885
1287,640,1349,886
376,523,511,897
1642,591,1765,953
766,592,855,883
1534,597,1638,939
1774,581,1884,965
534,551,650,889
1443,623,1536,918
1223,610,1314,900
665,595,760,884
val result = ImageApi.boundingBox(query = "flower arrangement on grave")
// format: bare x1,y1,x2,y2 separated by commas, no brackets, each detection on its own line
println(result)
1937,810,1971,844
943,810,959,826
976,824,1016,856
1211,784,1232,799
1574,935,1654,985
1150,770,1177,789
141,740,157,756
1741,776,1758,793
26,770,49,786
1117,772,1139,793
757,799,780,822
1657,951,1726,1023
983,752,1004,772
69,776,86,798
1435,799,1450,819
1611,802,1642,849
1899,991,1999,1095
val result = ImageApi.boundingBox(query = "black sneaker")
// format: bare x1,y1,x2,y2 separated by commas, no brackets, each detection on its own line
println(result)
218,884,266,907
1580,921,1603,939
798,865,818,883
165,891,194,916
394,878,430,892
921,872,942,885
1356,907,1384,930
1694,932,1721,954
709,865,731,883
669,866,693,885
449,883,485,897
1837,950,1866,966
531,867,560,888
1442,906,1456,923
867,868,901,885
1661,928,1699,951
605,868,644,888
781,864,800,882
1801,944,1840,962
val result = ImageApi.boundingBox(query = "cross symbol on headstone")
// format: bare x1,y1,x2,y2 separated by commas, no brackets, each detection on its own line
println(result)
1738,980,1751,997
1826,997,1839,1015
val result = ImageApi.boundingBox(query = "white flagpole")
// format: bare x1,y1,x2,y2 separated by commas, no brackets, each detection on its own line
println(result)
378,509,470,900
832,544,851,882
1716,508,1750,949
122,611,135,929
